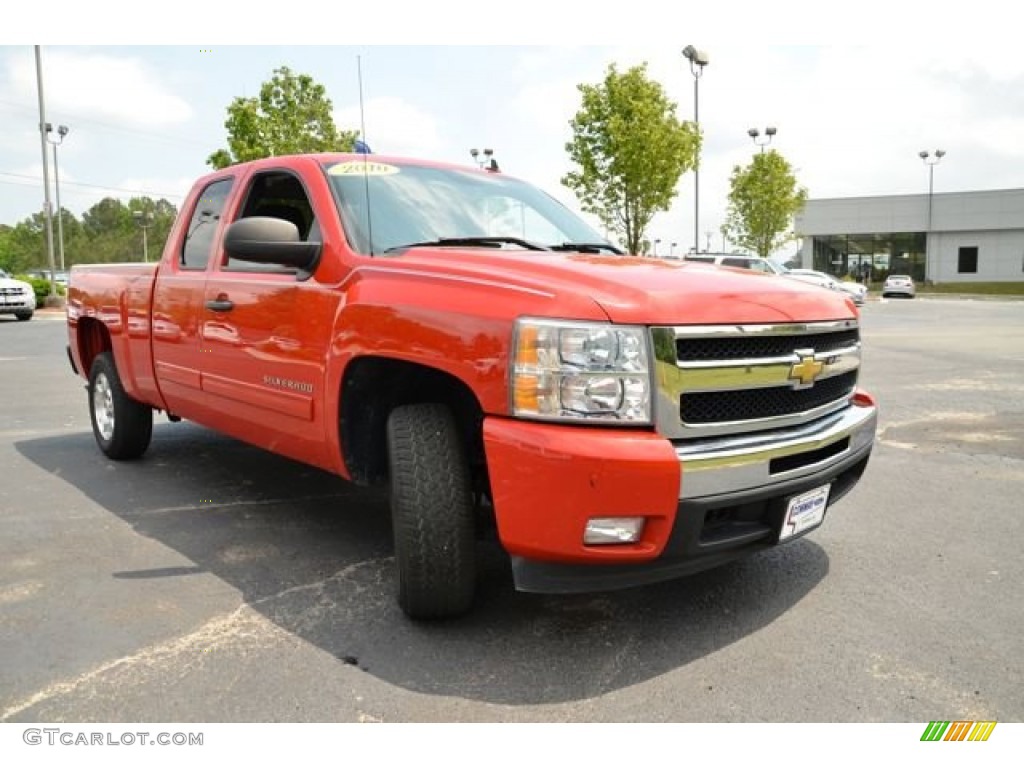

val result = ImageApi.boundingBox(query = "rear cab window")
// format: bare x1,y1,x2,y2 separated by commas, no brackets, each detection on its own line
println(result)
181,179,234,270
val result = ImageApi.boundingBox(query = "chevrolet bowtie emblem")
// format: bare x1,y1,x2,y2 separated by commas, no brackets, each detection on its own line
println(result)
789,351,824,388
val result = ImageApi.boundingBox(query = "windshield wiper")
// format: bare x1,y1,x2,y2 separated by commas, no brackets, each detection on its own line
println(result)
385,236,550,253
548,242,624,255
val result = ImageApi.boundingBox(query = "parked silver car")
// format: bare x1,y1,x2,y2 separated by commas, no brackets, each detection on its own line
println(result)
882,274,916,298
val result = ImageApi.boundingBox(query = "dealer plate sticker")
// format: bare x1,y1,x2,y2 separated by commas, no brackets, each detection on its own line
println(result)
780,484,830,541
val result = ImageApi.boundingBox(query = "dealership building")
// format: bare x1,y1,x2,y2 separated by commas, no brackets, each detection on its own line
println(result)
795,188,1024,283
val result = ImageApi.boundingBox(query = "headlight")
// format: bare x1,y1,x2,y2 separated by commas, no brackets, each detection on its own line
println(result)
511,318,652,424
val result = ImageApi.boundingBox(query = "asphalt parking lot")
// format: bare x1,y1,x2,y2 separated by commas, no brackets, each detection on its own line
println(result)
1,297,1022,723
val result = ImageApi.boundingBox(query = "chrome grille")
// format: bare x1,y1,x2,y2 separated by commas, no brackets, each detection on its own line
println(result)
652,320,861,439
680,370,858,424
676,329,859,362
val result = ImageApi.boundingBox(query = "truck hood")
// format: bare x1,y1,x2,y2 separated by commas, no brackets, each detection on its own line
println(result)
384,249,857,325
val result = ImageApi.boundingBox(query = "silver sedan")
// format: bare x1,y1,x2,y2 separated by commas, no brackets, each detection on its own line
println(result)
882,274,916,298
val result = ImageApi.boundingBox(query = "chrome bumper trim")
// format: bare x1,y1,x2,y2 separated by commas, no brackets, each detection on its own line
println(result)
675,404,877,499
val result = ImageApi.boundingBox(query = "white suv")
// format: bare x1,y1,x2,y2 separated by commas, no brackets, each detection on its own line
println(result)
0,269,35,321
681,252,786,275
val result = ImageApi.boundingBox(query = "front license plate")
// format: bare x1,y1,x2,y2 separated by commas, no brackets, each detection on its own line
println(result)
780,484,830,541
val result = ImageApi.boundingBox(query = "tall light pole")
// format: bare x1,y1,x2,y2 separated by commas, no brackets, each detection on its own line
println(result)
682,45,709,255
45,123,69,272
133,210,154,263
748,126,777,153
34,46,59,305
919,149,946,282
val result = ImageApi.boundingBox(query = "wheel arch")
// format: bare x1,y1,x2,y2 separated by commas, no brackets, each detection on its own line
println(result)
75,317,113,379
339,356,487,491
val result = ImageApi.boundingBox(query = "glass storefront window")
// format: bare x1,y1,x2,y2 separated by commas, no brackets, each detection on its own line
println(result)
812,232,925,282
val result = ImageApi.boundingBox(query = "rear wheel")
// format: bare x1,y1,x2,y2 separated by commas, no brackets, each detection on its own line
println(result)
88,352,153,460
386,403,476,619
15,311,32,321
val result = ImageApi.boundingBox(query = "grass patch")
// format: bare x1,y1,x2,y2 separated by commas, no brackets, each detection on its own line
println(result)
915,282,1024,295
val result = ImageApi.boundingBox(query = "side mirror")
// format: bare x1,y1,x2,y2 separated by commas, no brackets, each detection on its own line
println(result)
223,217,321,279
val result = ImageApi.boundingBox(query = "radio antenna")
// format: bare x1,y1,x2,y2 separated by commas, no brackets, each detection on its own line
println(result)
357,55,375,256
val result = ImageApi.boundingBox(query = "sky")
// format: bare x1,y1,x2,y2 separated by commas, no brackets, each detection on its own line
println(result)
2,3,1022,259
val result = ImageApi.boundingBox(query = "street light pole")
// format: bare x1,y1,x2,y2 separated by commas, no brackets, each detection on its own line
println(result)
682,45,709,255
133,210,154,262
45,123,69,272
748,126,777,153
919,149,946,282
34,46,59,304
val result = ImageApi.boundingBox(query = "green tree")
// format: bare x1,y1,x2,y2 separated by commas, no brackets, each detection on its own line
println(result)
0,225,14,272
562,63,700,256
0,215,47,273
207,66,358,169
0,196,179,272
722,150,808,259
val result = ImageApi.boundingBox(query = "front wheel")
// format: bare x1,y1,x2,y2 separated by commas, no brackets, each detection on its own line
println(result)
88,352,153,460
15,311,33,321
386,403,476,620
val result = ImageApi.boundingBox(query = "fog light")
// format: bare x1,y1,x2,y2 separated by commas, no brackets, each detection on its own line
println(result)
584,517,645,545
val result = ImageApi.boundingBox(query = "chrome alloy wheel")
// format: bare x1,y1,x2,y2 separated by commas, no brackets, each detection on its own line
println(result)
93,372,115,442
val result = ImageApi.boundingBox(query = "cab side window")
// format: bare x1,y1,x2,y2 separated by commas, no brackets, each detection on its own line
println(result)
181,179,233,270
226,171,318,271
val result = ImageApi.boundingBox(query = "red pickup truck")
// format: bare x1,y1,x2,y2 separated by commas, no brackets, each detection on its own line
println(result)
67,153,877,619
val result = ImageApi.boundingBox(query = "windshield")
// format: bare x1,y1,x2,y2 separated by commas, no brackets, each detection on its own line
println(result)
323,160,607,256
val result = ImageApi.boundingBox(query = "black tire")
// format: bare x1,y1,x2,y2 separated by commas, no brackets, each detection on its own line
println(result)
386,403,476,619
88,352,153,460
15,311,33,321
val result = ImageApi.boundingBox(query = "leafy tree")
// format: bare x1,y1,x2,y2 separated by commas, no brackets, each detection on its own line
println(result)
0,215,47,273
0,225,16,272
207,66,358,169
82,197,133,238
562,63,700,256
722,150,808,259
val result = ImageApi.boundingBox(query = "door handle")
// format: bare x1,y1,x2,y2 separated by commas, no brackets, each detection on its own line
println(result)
205,298,234,312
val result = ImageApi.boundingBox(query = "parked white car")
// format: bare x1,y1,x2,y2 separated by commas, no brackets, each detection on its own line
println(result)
680,257,869,306
838,281,868,305
785,268,841,291
882,274,916,298
0,268,35,321
786,268,868,305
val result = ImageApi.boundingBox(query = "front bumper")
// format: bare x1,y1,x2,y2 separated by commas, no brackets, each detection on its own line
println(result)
0,294,34,313
483,400,876,594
